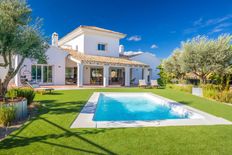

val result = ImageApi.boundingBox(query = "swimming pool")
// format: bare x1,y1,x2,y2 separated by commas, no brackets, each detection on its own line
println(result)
71,92,232,128
94,93,192,121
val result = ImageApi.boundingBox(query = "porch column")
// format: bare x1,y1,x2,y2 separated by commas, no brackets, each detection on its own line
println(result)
103,65,109,87
125,66,130,87
77,63,83,87
143,67,149,83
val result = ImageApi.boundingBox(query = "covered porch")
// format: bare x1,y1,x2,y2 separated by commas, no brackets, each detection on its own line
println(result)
64,49,149,87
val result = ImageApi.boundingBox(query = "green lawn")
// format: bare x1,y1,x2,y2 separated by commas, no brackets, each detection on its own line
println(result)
1,88,232,155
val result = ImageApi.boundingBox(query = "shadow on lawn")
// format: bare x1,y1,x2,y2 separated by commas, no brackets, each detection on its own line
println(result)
0,96,118,154
0,116,117,155
36,99,86,115
177,100,193,106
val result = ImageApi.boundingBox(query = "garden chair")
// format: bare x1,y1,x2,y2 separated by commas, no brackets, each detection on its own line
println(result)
139,79,147,87
26,82,54,95
151,80,159,88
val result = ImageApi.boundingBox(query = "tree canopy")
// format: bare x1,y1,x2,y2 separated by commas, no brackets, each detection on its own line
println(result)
162,34,232,85
0,0,48,96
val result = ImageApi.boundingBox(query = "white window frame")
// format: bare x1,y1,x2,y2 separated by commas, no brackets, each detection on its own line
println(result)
31,64,53,84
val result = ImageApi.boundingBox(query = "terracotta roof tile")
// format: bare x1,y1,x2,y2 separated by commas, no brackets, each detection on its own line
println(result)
62,48,149,67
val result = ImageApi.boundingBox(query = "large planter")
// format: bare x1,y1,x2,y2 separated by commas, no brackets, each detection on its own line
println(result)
192,87,203,97
4,98,28,121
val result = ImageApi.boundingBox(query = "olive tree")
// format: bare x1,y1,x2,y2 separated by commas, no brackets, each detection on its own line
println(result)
180,35,232,84
163,48,185,82
0,0,48,97
212,37,232,89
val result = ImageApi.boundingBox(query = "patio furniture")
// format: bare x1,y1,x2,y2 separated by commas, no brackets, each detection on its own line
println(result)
26,82,54,95
150,80,159,88
139,79,147,87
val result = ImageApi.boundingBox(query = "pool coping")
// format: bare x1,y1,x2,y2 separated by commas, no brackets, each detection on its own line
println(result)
70,92,232,128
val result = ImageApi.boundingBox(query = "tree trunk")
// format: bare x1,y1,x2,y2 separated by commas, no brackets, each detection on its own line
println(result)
0,75,11,98
0,57,25,98
225,74,231,91
1,81,8,97
200,75,207,85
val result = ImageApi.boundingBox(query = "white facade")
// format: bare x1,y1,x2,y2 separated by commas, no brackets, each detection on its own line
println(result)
130,52,160,84
0,26,160,87
17,46,68,86
0,56,10,81
59,26,125,57
61,34,85,52
83,32,120,57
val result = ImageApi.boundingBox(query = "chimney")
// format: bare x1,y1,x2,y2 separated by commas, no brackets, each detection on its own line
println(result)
119,45,124,54
52,32,58,47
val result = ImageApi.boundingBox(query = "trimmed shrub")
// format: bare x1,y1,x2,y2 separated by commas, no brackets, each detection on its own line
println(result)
0,105,15,126
16,88,35,105
6,88,18,100
6,88,35,105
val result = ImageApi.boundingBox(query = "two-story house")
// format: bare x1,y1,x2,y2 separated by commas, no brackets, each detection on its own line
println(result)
3,26,160,87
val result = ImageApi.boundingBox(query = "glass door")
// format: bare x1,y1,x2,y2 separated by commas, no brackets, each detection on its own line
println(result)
109,68,124,85
43,66,53,83
31,65,42,83
90,68,103,85
31,65,53,84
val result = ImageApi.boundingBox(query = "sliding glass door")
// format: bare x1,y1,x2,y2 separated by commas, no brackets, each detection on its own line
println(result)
31,65,53,84
90,68,103,85
109,68,124,85
43,66,53,83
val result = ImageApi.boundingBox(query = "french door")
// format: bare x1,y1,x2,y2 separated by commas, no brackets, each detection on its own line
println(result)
90,68,103,85
31,65,53,84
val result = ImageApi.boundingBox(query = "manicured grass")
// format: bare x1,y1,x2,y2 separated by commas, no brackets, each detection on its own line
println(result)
1,88,232,155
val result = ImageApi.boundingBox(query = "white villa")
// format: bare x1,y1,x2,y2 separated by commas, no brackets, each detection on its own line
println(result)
0,26,160,87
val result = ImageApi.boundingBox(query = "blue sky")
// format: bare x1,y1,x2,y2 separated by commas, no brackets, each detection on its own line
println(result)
28,0,232,58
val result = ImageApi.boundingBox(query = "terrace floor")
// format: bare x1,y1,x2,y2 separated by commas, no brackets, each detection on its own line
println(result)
40,85,124,90
1,88,232,155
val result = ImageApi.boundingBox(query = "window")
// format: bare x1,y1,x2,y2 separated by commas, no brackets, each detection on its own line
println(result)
31,65,53,83
98,43,106,51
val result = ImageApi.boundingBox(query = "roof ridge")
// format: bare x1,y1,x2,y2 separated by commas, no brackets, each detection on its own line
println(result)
59,25,126,45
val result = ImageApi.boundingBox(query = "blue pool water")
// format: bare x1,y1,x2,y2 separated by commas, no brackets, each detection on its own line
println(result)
93,93,190,121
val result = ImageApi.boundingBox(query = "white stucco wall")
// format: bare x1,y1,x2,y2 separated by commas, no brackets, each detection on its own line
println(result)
0,56,16,85
62,34,85,53
83,33,120,57
60,31,120,57
19,46,68,85
130,53,160,84
0,56,9,81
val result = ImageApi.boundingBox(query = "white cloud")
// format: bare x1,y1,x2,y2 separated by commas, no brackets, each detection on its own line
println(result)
151,44,158,49
184,14,232,34
127,35,142,41
211,28,223,33
209,22,232,34
215,22,232,29
193,18,203,26
123,51,144,56
205,14,232,26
